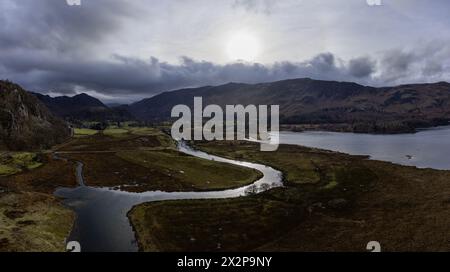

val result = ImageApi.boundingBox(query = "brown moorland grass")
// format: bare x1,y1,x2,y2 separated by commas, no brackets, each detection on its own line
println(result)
0,154,77,252
64,150,261,193
56,129,261,192
128,141,450,252
0,192,74,252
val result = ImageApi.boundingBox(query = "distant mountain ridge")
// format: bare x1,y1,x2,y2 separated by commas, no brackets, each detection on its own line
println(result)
129,78,450,133
18,77,450,134
33,93,107,117
0,81,71,150
33,92,134,122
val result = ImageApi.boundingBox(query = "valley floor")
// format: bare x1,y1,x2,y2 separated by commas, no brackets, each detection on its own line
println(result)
1,127,450,252
56,128,261,192
129,141,450,252
0,127,261,252
0,153,76,252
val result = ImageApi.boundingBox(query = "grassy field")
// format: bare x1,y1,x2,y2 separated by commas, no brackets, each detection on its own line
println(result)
0,192,74,252
74,128,98,137
58,128,260,192
129,197,301,252
191,141,376,187
0,152,43,176
128,140,450,252
0,153,77,252
4,125,450,252
1,154,77,193
117,150,261,191
103,128,129,136
61,127,175,152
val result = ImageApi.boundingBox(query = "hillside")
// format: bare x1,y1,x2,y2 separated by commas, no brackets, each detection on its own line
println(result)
0,81,71,150
130,78,450,133
33,93,134,122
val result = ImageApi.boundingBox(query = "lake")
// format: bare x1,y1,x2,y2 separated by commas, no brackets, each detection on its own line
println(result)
279,126,450,170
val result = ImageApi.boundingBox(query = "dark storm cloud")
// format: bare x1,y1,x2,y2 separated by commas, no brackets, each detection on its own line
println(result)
380,49,415,81
376,41,450,84
2,29,450,102
0,0,138,52
1,0,450,102
309,53,338,72
348,57,376,78
0,50,379,98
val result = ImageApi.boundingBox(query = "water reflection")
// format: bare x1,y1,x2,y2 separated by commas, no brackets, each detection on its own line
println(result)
55,142,283,252
279,126,450,170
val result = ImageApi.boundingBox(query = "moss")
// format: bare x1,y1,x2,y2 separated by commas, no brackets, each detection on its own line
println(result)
0,193,74,252
0,152,43,176
26,162,43,170
0,150,76,252
74,128,98,137
103,128,129,137
128,127,160,135
0,165,19,176
322,181,338,190
11,153,43,170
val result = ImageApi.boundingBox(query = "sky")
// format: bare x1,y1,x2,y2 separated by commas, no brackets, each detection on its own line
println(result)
1,0,450,103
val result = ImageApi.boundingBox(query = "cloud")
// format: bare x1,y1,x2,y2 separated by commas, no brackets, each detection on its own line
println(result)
232,0,277,14
2,37,450,103
1,0,450,103
379,49,415,81
376,41,450,84
1,48,379,101
309,53,338,72
348,57,376,78
0,0,139,54
423,61,443,76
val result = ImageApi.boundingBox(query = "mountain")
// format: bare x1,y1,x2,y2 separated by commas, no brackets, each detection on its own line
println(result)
129,78,450,133
33,93,107,117
0,81,71,150
106,103,122,108
33,93,134,122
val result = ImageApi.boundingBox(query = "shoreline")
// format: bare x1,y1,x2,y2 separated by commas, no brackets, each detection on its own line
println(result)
55,139,282,252
128,140,450,252
281,121,450,135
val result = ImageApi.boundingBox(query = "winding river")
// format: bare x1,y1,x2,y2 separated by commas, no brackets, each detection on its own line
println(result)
55,126,450,251
54,142,283,252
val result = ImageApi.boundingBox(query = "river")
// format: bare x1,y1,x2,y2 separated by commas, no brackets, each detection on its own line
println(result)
54,142,283,252
56,126,450,251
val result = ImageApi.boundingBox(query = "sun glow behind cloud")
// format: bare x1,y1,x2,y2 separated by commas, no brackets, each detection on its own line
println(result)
2,0,450,102
226,30,262,61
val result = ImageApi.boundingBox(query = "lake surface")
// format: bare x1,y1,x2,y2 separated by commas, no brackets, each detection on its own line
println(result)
54,142,282,252
279,126,450,170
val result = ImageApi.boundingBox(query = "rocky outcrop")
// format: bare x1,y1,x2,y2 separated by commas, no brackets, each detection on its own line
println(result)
0,81,71,150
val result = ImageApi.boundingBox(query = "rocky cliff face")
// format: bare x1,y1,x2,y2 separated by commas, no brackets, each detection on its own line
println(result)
0,81,71,150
